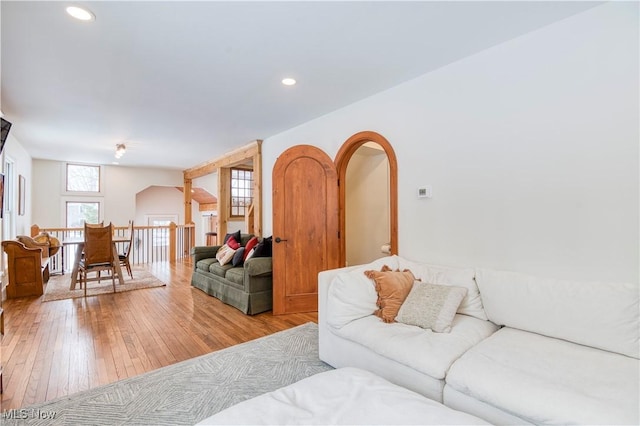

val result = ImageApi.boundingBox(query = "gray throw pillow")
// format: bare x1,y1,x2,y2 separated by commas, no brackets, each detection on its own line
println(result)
232,247,246,267
395,282,468,333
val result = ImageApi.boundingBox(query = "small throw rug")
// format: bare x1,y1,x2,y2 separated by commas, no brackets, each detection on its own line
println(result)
42,266,167,302
3,323,332,425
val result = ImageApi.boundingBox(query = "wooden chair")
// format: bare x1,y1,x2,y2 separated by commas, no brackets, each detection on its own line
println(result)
119,220,134,279
79,223,117,297
78,221,105,285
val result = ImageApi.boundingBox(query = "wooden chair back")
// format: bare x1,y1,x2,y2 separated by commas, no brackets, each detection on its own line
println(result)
85,221,105,229
123,220,134,257
119,220,135,279
83,223,113,266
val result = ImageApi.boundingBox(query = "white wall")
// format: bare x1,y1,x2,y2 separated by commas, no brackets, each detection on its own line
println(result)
193,173,218,196
1,133,33,297
32,160,185,228
2,133,33,237
135,185,195,226
262,2,638,283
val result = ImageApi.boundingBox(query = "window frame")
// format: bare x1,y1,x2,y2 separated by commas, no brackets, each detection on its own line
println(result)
65,200,101,228
229,167,254,218
65,163,102,194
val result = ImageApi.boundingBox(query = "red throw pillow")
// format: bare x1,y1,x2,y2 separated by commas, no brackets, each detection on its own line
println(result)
243,237,259,260
226,235,241,250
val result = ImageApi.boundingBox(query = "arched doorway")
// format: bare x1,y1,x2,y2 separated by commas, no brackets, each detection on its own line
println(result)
335,131,398,267
271,133,397,314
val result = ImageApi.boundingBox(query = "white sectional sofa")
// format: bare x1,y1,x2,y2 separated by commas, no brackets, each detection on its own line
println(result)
318,255,640,425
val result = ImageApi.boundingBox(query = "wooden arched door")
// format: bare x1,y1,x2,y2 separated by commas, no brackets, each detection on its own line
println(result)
272,145,339,314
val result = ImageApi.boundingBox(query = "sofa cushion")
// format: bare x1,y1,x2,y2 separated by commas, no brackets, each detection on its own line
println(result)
365,266,416,323
475,268,640,358
209,262,235,277
244,257,273,277
446,327,639,425
398,258,487,321
239,233,255,246
224,268,245,288
199,367,490,426
332,314,498,380
196,258,218,273
396,282,468,333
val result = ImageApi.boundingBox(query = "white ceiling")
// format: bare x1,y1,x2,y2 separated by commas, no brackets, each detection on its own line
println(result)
1,1,598,170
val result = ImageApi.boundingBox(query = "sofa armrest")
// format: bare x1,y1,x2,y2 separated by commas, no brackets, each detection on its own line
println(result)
244,257,272,277
191,245,221,265
318,264,362,363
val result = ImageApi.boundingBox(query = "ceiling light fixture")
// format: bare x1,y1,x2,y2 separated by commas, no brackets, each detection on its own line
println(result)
115,143,126,159
66,6,95,22
282,77,296,86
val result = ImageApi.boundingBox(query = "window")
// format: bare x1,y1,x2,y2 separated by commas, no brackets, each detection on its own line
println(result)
230,168,253,217
66,201,100,227
66,164,100,192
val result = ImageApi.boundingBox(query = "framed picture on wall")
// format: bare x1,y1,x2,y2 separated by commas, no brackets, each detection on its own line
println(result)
18,174,25,216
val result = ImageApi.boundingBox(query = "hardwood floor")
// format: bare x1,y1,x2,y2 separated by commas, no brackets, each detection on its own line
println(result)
0,260,317,410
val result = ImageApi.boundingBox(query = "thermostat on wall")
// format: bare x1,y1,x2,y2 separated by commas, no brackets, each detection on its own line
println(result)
418,186,432,199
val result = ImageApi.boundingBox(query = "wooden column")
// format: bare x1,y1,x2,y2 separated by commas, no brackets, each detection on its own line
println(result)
184,178,193,225
217,167,230,240
252,142,263,237
169,222,177,261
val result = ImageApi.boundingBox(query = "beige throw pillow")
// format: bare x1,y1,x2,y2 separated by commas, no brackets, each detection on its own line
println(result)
396,282,468,333
215,244,237,266
364,266,416,323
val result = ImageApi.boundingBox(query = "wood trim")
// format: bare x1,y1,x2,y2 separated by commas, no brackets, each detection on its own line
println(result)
183,140,262,180
252,145,263,237
183,140,263,239
334,131,398,266
198,203,217,212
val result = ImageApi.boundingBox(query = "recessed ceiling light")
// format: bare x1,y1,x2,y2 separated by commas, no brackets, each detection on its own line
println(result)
66,6,95,21
282,78,296,86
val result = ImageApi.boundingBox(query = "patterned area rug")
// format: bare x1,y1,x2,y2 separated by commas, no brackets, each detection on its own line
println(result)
42,266,167,302
3,323,332,425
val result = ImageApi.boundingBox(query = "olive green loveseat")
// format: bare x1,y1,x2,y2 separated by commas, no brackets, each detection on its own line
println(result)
190,234,272,314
